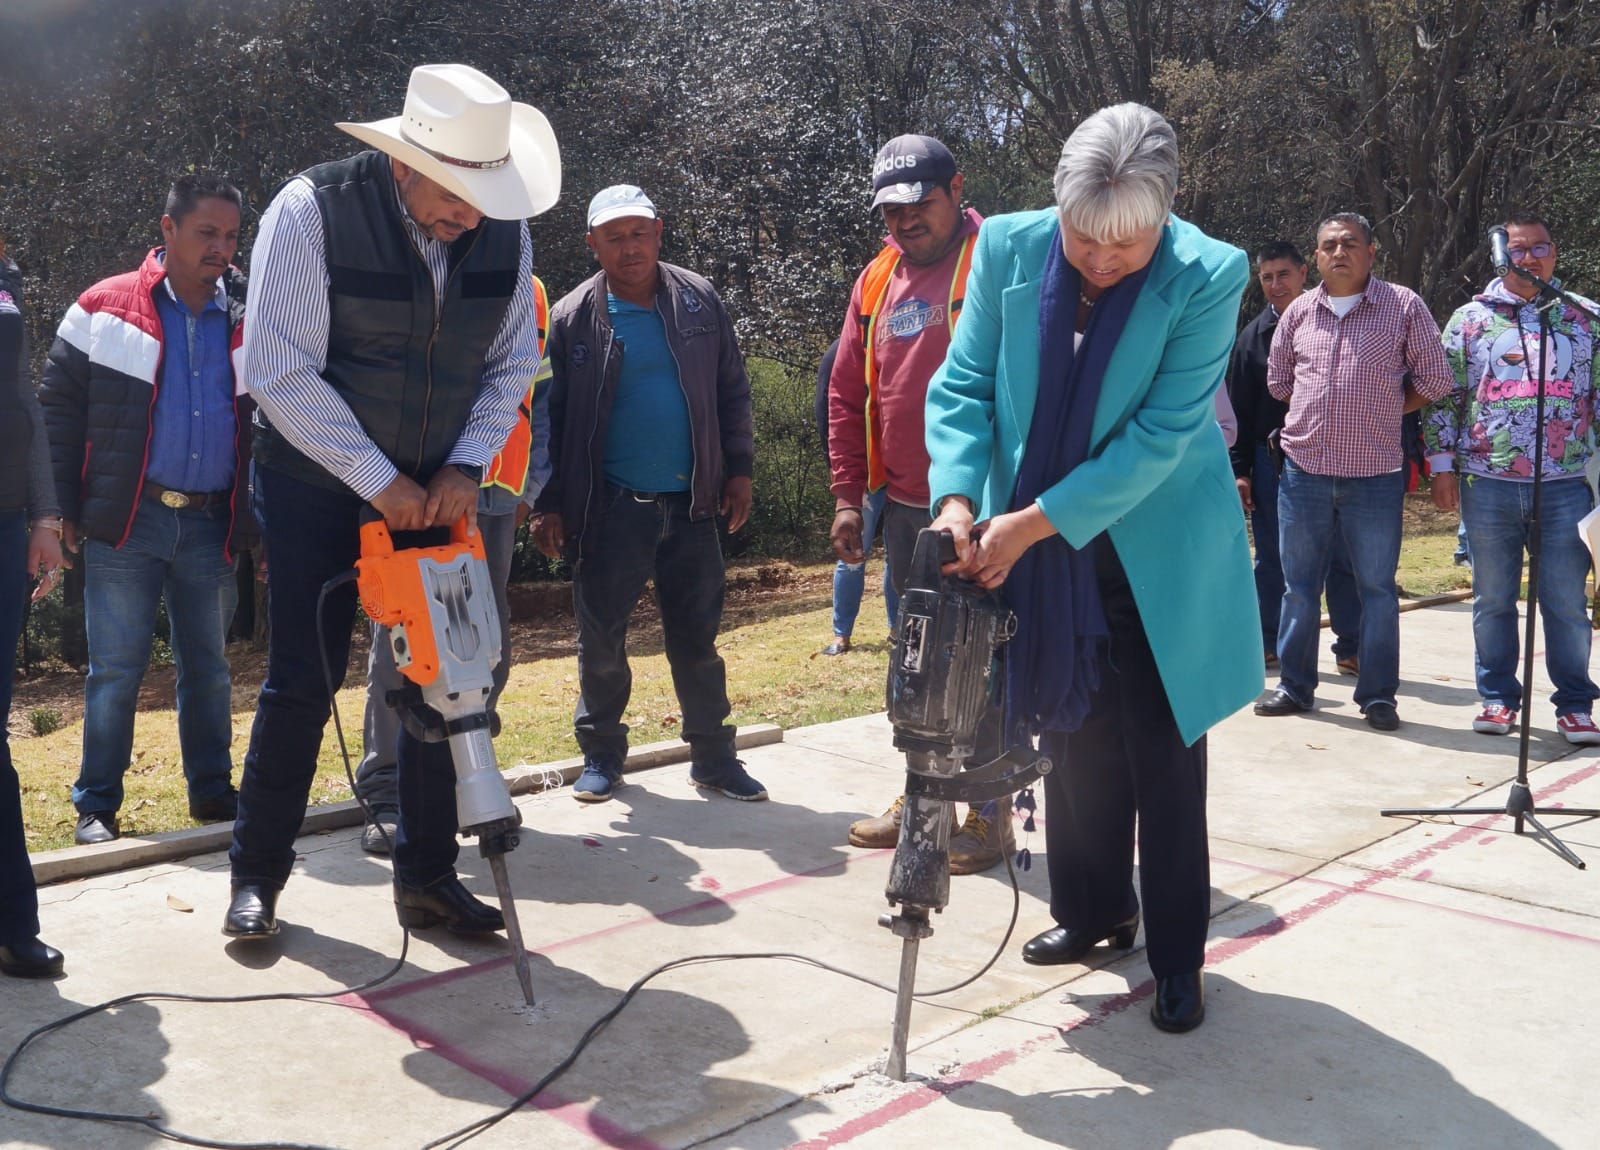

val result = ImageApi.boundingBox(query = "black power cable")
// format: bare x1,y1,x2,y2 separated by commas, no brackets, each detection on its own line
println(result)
1,570,1026,1149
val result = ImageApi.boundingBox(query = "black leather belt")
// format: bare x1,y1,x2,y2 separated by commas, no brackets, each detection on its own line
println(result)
142,481,229,510
619,486,689,502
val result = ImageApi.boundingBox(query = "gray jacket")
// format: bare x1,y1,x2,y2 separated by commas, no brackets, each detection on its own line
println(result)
535,261,753,557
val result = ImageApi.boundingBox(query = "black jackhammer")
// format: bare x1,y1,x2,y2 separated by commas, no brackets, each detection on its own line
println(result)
879,528,1053,1080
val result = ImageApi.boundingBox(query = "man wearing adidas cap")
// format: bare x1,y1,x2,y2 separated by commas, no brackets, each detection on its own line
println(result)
826,135,1008,872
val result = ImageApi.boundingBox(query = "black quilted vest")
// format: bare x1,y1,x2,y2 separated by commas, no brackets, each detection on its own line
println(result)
254,151,520,491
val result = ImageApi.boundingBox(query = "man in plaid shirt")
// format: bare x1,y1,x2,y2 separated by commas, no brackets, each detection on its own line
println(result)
1254,213,1453,730
1422,211,1600,744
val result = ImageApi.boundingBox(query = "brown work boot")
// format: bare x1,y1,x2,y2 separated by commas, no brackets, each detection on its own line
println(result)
847,795,960,848
848,796,904,848
948,796,1016,875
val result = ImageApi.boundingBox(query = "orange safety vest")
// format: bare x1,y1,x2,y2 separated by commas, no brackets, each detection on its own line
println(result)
858,232,976,493
483,274,551,495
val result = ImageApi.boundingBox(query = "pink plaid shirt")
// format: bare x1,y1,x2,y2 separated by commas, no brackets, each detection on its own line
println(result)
1267,277,1453,477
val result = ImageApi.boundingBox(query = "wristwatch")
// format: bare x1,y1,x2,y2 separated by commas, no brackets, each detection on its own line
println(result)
451,463,485,484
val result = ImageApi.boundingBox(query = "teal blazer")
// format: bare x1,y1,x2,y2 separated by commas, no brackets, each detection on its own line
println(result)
927,209,1261,745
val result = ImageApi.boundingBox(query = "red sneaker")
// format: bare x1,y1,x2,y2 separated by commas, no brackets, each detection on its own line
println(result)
1557,712,1600,745
1471,704,1516,735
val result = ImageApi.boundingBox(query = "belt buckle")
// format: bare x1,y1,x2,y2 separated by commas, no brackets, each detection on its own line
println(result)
160,490,190,509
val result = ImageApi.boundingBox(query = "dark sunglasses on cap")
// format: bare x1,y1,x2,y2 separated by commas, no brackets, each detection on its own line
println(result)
1509,243,1554,260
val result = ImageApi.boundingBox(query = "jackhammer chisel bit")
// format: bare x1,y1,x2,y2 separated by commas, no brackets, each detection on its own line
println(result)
878,529,1051,1080
357,512,536,1007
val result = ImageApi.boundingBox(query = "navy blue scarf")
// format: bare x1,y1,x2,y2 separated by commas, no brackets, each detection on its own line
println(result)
1005,229,1150,736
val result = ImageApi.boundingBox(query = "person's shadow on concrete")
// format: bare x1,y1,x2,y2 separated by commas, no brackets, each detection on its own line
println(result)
0,994,173,1149
943,974,1560,1149
384,948,807,1149
624,782,854,878
490,804,739,926
1277,695,1576,761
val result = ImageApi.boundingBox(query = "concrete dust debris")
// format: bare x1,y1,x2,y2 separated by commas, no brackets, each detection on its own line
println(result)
502,999,557,1024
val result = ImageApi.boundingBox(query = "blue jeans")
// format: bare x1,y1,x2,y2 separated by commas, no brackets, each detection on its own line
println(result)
832,486,898,638
1276,461,1404,710
73,499,237,814
230,465,459,890
1250,442,1360,657
572,485,734,765
1461,476,1597,715
0,511,39,945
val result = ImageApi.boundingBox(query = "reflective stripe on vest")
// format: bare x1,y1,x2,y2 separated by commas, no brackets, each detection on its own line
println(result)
484,274,551,495
859,232,976,493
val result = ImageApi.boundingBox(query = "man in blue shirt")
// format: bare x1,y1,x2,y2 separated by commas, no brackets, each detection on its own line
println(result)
532,185,761,802
39,174,252,845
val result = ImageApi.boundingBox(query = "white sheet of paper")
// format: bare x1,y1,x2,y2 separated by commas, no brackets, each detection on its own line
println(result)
1578,503,1600,571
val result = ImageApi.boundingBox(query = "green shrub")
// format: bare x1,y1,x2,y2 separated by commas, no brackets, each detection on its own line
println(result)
27,707,63,737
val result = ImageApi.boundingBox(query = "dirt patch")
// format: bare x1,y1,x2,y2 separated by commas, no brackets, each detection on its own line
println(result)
1403,490,1460,536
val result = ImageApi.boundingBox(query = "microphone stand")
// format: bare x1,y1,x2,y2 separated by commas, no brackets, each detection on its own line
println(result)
1383,262,1600,869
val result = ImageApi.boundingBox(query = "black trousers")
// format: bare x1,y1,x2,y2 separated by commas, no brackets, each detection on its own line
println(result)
0,510,39,946
1039,543,1210,979
230,466,460,891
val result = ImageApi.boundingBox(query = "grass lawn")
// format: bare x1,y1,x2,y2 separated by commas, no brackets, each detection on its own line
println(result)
11,493,1473,852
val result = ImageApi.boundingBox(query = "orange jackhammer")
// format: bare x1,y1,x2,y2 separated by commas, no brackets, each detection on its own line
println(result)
355,513,536,1006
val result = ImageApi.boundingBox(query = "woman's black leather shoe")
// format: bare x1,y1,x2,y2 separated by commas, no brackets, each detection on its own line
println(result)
1151,971,1206,1033
394,875,504,934
1021,913,1140,965
223,884,280,939
0,936,65,978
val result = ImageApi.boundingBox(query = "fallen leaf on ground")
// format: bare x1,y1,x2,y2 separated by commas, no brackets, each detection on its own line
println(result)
166,894,193,913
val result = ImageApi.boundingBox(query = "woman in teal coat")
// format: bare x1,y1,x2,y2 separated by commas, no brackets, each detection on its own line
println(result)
926,104,1259,1033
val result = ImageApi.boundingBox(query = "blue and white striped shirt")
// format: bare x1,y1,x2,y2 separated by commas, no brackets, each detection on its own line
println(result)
240,160,538,501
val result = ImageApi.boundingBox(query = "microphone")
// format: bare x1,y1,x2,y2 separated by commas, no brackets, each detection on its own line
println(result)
1489,226,1512,277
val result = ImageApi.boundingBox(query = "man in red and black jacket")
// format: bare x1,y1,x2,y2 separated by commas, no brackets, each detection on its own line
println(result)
38,173,254,846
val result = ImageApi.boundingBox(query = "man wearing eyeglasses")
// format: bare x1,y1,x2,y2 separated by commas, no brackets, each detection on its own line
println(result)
1423,211,1600,744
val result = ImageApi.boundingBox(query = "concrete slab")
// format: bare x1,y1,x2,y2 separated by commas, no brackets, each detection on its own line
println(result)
3,601,1597,1149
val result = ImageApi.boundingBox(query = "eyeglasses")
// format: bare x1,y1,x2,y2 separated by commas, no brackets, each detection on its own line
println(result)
1509,243,1554,260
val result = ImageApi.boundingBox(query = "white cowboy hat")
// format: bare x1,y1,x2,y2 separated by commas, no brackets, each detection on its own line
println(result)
337,64,561,220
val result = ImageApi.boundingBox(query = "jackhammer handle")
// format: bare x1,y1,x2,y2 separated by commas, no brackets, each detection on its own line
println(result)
358,504,395,560
358,506,476,558
910,528,959,579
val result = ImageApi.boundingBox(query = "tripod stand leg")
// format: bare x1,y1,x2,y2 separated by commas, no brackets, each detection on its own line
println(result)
1518,810,1588,870
1381,806,1515,817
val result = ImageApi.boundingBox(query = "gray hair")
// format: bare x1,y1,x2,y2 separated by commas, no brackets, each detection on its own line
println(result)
1052,103,1179,242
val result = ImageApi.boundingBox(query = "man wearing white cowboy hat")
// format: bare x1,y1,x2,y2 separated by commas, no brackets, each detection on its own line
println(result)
225,63,559,941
